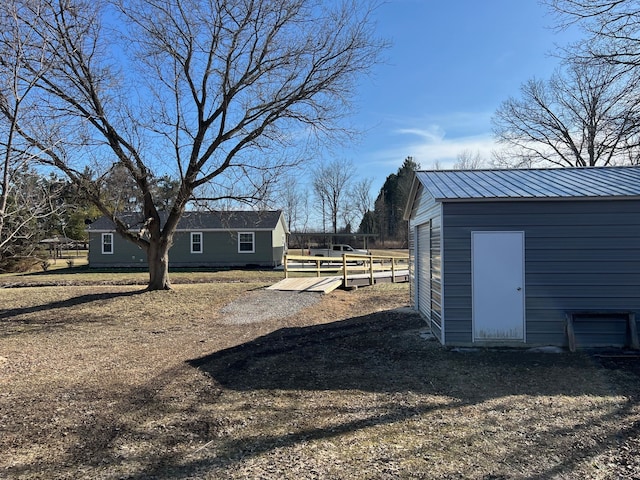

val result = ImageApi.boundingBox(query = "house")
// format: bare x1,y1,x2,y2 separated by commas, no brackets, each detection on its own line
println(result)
87,210,289,268
404,166,640,350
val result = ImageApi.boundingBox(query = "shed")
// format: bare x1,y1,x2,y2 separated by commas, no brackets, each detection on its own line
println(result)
87,210,288,268
404,166,640,349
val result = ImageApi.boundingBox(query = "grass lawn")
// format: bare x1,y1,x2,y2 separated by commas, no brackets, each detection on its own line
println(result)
1,275,639,479
0,264,284,288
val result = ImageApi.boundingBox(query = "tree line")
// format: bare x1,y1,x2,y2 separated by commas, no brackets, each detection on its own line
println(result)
279,156,418,247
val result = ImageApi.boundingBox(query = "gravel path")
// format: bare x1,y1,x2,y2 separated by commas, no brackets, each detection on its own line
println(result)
220,289,323,325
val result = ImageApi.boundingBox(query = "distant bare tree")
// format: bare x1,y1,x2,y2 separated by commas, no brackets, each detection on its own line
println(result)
490,152,538,170
0,169,63,271
312,159,353,234
0,0,386,289
350,176,373,225
493,60,640,167
453,150,487,170
277,174,304,233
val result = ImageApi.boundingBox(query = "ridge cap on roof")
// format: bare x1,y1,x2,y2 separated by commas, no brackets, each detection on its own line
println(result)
416,165,640,174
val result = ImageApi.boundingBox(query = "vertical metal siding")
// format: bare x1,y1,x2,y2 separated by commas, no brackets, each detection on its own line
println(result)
442,199,640,347
430,217,443,335
408,225,415,307
408,186,444,342
417,224,431,319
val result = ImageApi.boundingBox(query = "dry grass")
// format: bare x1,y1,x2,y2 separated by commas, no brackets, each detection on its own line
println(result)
0,268,283,288
369,248,408,258
1,277,639,479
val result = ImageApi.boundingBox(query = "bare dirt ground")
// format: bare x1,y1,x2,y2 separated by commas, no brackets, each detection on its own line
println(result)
1,277,640,479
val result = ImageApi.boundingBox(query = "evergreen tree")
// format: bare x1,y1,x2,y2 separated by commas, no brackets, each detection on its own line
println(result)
358,210,377,235
367,157,419,244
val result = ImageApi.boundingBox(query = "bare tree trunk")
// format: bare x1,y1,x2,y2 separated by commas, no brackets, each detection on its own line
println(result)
147,237,171,290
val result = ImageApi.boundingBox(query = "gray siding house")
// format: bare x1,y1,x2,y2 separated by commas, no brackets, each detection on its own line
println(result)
87,210,288,268
404,166,640,350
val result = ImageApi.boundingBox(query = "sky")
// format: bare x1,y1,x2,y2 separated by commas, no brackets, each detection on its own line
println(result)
343,0,583,193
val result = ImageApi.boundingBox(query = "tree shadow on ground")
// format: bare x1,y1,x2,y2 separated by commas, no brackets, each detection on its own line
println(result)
7,308,639,479
0,289,146,321
189,309,609,399
179,310,640,479
21,264,91,275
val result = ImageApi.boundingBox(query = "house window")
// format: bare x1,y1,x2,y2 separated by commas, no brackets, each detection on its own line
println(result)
102,233,113,254
238,232,255,253
191,232,203,253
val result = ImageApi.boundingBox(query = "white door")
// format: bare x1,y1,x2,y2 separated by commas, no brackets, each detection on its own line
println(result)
472,231,525,342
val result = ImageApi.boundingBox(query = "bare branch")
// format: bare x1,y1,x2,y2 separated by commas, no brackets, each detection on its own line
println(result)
492,59,640,167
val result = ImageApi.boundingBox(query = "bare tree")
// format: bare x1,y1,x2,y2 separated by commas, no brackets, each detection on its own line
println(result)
349,176,373,230
453,150,487,170
492,60,640,167
312,158,353,234
0,169,62,271
0,3,63,271
276,173,303,233
350,177,373,217
0,0,385,289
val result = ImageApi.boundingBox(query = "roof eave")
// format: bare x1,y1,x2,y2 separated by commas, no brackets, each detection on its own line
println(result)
435,195,640,202
403,174,425,221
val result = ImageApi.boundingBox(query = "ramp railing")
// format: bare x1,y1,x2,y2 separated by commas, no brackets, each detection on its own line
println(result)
283,253,409,287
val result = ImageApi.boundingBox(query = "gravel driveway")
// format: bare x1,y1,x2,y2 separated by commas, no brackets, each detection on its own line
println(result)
220,289,323,325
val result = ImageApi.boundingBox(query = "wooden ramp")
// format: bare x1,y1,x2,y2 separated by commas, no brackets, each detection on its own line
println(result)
267,276,343,293
268,269,410,293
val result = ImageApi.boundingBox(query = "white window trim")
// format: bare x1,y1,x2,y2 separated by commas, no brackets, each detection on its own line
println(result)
191,232,203,254
238,231,255,253
102,233,114,255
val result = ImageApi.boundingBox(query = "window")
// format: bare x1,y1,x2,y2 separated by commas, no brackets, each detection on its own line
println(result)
102,233,113,254
238,232,255,253
191,232,203,253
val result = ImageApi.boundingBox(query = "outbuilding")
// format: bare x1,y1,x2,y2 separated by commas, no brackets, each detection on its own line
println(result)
87,210,288,269
404,166,640,350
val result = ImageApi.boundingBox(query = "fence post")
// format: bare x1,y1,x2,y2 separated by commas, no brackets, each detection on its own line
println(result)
391,257,396,283
284,254,289,278
343,254,348,288
369,255,374,285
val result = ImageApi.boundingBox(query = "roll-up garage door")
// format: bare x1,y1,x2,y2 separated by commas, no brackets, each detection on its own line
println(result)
417,223,431,318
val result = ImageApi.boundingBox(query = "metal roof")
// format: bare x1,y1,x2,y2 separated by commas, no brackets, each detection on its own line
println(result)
415,166,640,201
87,210,285,231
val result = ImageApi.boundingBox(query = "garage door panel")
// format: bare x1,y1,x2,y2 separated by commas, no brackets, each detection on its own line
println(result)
417,224,430,318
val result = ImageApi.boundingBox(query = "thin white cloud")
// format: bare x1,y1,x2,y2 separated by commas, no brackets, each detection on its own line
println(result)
370,113,501,170
395,125,446,143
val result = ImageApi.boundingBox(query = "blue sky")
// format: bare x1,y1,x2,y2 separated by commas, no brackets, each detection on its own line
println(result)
344,0,583,192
